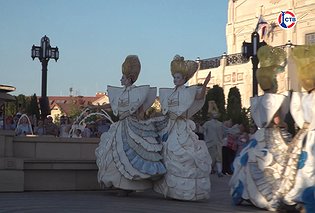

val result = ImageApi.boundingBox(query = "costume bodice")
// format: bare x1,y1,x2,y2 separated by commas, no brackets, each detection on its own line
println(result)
159,85,204,119
117,88,131,113
250,92,289,128
108,85,156,116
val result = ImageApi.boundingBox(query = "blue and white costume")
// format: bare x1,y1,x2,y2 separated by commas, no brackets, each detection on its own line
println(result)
229,92,290,211
281,91,315,211
95,85,166,190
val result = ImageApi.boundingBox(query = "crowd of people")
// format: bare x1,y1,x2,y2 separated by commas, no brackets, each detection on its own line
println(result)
197,114,257,178
3,113,111,138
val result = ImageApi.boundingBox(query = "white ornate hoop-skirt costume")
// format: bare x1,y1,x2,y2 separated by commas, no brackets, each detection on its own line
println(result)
280,91,315,212
229,92,291,211
153,85,212,201
95,85,166,190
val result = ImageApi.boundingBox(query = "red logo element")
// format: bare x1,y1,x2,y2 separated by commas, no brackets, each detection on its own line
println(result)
277,11,297,29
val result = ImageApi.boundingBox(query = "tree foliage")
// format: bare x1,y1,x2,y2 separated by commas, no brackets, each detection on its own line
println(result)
201,85,226,122
26,94,40,120
5,94,29,116
16,94,28,113
240,107,250,132
227,86,242,124
4,94,41,122
5,101,17,116
68,103,81,120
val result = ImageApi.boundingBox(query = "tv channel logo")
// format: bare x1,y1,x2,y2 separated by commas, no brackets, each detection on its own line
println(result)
278,11,297,29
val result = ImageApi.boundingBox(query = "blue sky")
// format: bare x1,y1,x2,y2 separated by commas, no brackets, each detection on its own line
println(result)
1,0,228,96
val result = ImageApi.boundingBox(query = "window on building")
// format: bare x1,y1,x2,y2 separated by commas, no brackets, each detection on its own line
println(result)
305,33,315,45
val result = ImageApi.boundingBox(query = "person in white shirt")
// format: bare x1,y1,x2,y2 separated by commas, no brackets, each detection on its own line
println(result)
202,112,224,177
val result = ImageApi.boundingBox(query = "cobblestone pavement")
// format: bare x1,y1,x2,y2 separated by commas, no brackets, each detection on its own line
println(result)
0,175,267,213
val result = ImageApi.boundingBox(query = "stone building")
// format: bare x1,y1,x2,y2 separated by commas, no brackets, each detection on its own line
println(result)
188,0,315,107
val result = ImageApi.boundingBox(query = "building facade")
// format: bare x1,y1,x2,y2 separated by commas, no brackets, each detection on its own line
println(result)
189,0,315,107
49,92,109,121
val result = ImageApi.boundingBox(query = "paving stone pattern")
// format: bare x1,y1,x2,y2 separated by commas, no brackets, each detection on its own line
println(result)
0,175,267,213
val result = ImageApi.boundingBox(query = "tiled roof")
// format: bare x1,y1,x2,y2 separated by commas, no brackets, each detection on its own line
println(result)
48,94,110,116
48,96,100,106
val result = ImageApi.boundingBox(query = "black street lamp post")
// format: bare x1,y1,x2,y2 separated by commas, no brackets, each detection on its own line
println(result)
242,31,266,96
31,35,59,119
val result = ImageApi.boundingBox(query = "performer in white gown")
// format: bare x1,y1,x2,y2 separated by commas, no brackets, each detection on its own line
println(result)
95,55,166,196
279,45,315,213
229,46,290,211
153,55,212,201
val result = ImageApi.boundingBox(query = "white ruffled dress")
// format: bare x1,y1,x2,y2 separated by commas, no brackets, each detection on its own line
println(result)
95,85,166,190
282,91,315,210
153,85,212,201
229,92,290,211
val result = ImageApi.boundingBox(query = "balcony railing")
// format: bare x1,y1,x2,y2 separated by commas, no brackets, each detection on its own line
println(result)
199,56,221,69
198,44,292,70
198,53,249,70
226,53,250,66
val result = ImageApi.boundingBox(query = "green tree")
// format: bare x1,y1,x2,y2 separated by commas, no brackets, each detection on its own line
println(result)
227,87,242,124
16,94,29,113
68,103,81,120
240,107,250,132
190,83,204,124
26,94,40,120
201,85,226,121
104,109,118,123
192,108,204,124
5,99,17,116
